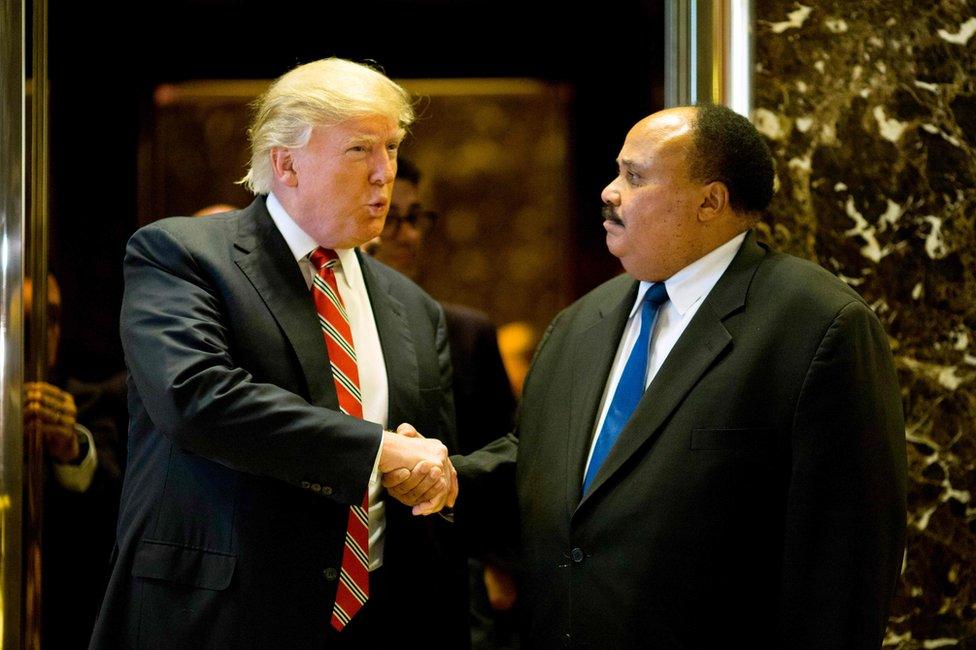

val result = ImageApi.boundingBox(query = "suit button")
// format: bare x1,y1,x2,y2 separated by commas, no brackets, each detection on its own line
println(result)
571,547,584,563
323,567,338,581
563,633,572,647
301,481,311,489
311,483,322,492
321,486,333,496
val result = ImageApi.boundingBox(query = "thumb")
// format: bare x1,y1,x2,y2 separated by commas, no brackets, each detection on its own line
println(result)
396,422,422,438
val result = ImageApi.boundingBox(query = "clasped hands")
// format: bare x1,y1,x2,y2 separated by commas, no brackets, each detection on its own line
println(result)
379,423,457,516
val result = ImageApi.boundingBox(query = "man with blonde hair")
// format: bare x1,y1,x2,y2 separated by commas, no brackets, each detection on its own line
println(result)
91,58,467,648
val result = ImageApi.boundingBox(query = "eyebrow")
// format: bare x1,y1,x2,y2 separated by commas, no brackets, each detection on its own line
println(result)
617,157,647,171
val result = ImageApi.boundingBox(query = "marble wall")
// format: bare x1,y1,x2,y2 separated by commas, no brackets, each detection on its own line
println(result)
754,1,976,646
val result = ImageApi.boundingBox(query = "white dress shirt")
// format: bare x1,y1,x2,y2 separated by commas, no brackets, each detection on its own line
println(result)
583,232,747,479
267,193,389,570
52,424,97,492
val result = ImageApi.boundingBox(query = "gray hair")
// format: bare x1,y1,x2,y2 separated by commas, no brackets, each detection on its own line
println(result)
240,58,415,195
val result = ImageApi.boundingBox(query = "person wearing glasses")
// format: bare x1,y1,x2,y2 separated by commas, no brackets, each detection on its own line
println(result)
367,158,519,649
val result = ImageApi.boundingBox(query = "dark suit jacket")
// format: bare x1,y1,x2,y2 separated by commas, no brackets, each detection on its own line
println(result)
442,303,516,456
44,373,126,649
456,232,907,649
90,197,467,649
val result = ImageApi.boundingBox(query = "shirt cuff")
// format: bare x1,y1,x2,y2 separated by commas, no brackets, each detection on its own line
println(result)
52,424,97,493
368,436,383,492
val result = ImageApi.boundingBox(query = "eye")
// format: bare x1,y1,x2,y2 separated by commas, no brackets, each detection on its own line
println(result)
347,144,369,154
627,170,642,184
386,142,399,152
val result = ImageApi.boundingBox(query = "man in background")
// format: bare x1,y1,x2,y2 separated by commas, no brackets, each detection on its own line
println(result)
367,157,519,648
24,275,126,649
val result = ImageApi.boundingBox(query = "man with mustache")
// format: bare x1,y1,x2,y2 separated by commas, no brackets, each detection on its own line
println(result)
451,104,907,648
91,58,466,648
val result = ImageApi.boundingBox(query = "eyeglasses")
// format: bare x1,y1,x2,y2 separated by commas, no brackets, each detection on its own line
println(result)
382,206,438,236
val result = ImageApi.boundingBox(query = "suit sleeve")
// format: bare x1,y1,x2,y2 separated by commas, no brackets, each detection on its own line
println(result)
781,300,907,647
120,224,381,505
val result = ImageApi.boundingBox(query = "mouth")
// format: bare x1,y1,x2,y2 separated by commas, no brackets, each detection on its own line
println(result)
602,205,624,228
367,199,389,215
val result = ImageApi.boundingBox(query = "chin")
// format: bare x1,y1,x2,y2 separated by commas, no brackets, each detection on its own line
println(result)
605,237,625,260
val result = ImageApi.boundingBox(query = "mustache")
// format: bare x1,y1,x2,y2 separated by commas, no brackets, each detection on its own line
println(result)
602,205,623,225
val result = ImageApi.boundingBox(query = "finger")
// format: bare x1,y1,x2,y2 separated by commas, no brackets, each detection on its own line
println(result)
447,466,458,508
407,472,449,506
381,468,411,489
386,461,433,496
400,465,443,503
412,491,447,516
411,472,454,516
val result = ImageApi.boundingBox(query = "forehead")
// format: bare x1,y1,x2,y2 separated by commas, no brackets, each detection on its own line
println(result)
320,113,402,140
618,112,693,167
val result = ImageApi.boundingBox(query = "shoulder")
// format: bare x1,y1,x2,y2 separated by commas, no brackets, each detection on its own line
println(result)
129,211,238,254
440,302,496,334
753,248,870,319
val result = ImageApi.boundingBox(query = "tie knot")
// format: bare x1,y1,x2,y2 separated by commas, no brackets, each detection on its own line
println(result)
309,247,340,271
644,282,669,307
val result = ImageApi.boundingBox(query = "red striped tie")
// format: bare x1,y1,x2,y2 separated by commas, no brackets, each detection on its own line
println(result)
310,248,370,631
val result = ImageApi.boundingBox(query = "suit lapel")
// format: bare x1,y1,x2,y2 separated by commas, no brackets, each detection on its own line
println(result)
232,197,338,409
574,232,767,516
564,277,638,515
358,253,421,427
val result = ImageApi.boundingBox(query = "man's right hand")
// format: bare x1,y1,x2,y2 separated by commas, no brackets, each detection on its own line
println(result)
25,381,80,463
379,423,457,515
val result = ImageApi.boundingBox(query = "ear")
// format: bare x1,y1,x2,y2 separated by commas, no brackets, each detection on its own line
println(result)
698,181,729,222
270,147,299,188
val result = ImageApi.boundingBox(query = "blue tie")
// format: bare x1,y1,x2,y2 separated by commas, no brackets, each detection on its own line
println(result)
582,282,669,495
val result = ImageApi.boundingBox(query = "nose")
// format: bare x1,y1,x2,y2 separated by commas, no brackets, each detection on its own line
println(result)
601,179,620,206
370,149,396,186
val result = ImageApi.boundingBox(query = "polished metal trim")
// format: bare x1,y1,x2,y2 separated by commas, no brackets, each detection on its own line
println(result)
665,0,753,116
0,0,25,644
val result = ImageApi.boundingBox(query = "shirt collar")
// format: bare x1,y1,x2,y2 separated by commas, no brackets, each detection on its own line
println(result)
266,192,357,290
631,231,747,318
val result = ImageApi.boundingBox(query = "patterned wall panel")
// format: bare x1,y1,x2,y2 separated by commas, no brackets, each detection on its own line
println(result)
754,2,976,646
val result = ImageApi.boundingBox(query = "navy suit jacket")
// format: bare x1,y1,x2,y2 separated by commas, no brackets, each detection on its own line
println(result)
90,197,467,648
456,231,907,648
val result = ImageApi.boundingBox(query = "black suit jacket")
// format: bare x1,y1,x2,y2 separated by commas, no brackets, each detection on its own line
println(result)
456,232,907,649
44,373,126,649
91,197,467,649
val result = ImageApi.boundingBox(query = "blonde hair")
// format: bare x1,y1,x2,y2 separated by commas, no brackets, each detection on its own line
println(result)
240,58,414,195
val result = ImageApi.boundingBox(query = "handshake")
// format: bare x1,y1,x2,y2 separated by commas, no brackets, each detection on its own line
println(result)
378,423,457,516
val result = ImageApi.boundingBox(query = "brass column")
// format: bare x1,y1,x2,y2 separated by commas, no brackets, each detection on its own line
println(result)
0,0,26,645
665,0,754,115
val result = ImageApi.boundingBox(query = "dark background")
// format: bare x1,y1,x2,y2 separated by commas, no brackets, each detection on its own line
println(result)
44,0,665,381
